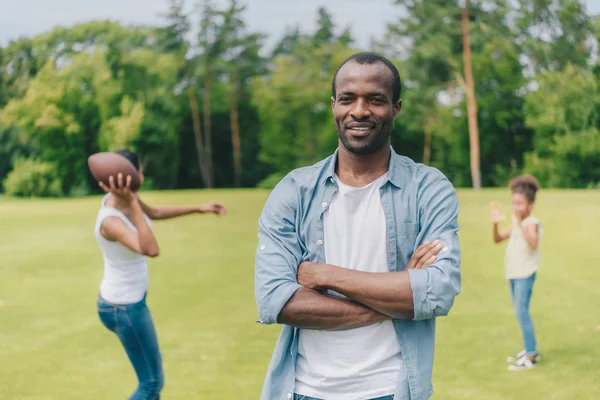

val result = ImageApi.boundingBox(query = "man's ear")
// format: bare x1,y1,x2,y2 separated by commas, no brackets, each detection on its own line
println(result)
393,99,402,119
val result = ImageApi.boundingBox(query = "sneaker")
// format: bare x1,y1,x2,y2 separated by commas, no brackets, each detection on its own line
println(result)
508,355,537,371
507,350,540,363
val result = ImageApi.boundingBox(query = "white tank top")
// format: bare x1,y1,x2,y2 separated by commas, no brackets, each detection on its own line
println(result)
94,194,152,304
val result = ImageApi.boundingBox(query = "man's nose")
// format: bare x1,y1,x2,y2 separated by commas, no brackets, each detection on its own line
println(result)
350,98,371,120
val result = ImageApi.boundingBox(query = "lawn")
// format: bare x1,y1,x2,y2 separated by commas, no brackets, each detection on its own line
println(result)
0,188,599,399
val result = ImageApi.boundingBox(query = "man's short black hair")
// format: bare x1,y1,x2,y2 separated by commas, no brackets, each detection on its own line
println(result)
332,52,402,103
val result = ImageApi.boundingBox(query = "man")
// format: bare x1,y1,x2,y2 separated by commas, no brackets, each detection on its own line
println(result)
254,52,461,400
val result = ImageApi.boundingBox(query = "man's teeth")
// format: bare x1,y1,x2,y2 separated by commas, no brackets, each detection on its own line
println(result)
350,127,371,131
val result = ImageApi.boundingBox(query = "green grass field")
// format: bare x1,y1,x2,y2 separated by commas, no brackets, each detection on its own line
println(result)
1,189,599,399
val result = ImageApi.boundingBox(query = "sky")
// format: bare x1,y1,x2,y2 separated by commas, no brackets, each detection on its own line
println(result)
0,0,400,49
0,0,599,49
0,0,600,48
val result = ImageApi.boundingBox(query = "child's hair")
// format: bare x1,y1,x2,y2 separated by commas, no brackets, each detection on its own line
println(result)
114,149,141,171
509,174,540,203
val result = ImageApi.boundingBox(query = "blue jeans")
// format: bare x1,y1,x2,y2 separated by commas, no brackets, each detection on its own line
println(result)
294,395,394,400
509,273,537,355
97,294,164,400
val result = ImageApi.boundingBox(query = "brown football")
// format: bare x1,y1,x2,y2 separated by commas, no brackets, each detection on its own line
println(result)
88,152,141,191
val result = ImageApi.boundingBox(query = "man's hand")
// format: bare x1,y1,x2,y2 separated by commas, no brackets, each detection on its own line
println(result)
297,261,331,291
406,240,444,270
199,202,228,215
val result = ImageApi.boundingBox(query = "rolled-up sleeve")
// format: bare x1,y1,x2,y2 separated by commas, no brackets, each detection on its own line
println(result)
255,175,303,325
408,176,461,321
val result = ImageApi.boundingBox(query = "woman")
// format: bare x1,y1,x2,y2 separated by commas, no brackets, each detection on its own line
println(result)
94,149,227,399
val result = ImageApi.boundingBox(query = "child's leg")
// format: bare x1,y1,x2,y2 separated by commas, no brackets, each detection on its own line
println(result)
511,273,537,356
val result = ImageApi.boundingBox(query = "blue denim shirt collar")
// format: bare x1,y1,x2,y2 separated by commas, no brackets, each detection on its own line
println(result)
320,145,404,189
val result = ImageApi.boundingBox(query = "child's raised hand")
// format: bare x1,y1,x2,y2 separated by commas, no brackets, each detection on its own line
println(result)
489,201,506,224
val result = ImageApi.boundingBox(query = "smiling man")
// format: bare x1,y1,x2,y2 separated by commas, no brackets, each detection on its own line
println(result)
254,52,461,400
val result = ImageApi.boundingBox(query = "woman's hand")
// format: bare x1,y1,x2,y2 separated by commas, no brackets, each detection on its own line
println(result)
199,202,228,216
99,173,137,204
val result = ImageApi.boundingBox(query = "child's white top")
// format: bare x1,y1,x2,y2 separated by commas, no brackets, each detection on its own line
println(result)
505,215,542,279
95,194,151,304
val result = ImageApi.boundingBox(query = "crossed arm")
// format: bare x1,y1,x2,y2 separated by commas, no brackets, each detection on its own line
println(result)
279,241,444,329
255,175,461,330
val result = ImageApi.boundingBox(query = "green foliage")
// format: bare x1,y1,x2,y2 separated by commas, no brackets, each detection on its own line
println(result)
382,0,596,188
514,0,594,73
523,65,599,187
524,129,600,188
0,0,597,195
4,158,63,197
525,64,598,148
0,124,33,191
253,8,358,173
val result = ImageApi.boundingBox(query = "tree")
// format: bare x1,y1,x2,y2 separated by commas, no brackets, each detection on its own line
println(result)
159,0,213,188
216,0,267,186
386,0,492,188
523,64,599,187
0,22,181,195
457,0,481,189
253,8,357,184
514,0,594,73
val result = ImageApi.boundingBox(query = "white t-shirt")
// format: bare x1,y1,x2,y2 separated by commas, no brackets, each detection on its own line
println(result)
95,194,152,304
505,215,542,279
295,173,402,400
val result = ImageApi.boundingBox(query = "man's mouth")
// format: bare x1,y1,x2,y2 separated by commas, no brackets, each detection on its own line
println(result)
346,124,374,136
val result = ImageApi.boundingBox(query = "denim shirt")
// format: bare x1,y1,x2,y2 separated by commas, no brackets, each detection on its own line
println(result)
254,147,461,400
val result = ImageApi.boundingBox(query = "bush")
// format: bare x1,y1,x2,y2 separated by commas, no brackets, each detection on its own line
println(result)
524,129,600,188
4,158,63,197
0,125,34,192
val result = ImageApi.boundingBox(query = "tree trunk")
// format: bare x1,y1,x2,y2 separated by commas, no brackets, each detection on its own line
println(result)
185,61,211,188
203,71,214,188
461,0,482,189
230,69,242,187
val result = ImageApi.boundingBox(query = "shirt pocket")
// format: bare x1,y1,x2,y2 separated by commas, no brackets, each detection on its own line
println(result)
397,222,419,269
398,222,418,236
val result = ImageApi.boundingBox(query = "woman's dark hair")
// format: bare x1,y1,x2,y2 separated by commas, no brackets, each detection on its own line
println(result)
114,149,141,171
509,174,540,203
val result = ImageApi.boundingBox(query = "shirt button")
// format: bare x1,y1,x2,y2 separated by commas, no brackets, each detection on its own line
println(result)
259,245,266,250
317,239,323,246
287,393,292,399
322,202,328,207
443,247,449,252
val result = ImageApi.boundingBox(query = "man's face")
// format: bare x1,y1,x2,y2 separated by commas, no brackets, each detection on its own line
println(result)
331,61,401,155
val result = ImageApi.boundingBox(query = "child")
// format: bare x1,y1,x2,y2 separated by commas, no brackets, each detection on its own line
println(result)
490,175,542,371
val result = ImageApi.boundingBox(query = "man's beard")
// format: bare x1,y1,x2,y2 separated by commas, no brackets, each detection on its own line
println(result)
336,124,390,155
